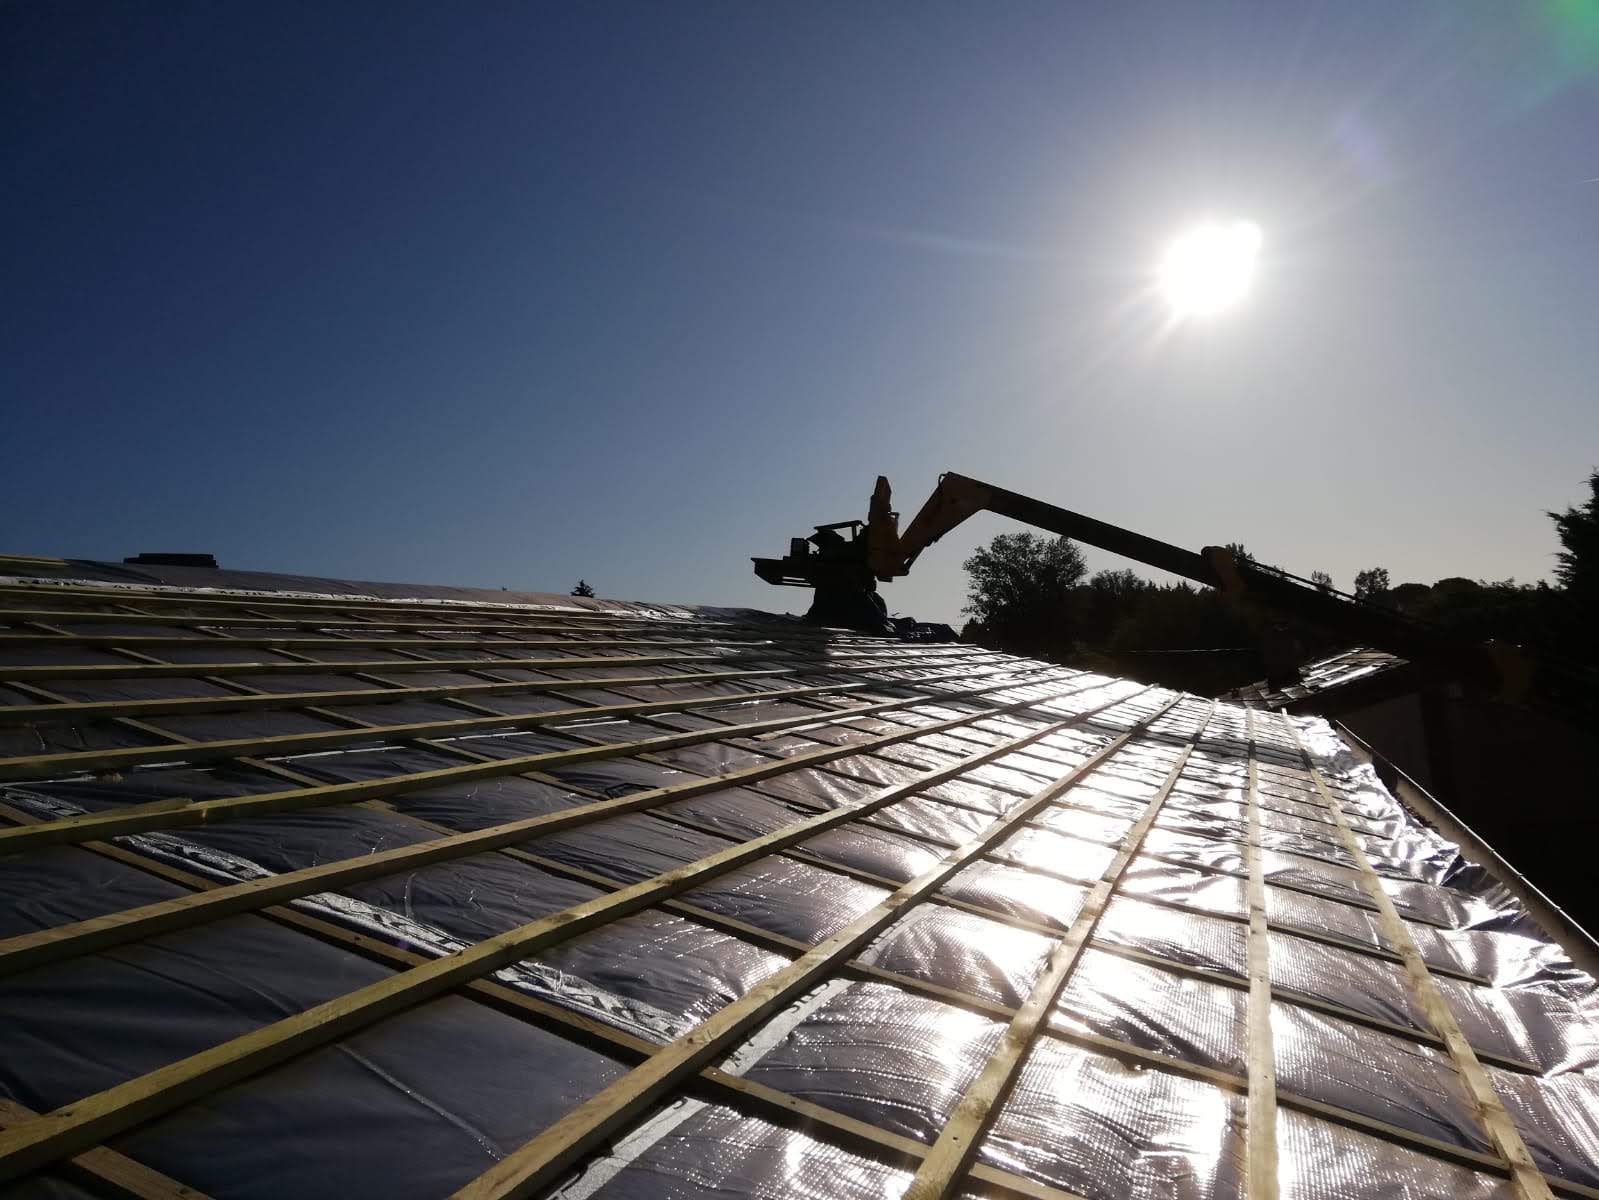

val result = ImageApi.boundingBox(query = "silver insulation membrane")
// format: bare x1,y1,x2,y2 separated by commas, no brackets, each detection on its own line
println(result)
0,575,1597,1198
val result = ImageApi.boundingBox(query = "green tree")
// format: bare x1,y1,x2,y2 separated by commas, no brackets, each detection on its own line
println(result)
1107,583,1253,655
962,532,1086,656
1550,469,1599,599
1074,569,1154,646
1388,581,1432,610
1087,568,1150,598
1352,567,1390,600
571,579,596,598
1309,570,1334,592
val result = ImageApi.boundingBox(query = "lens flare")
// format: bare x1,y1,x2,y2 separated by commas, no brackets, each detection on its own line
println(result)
1158,220,1263,318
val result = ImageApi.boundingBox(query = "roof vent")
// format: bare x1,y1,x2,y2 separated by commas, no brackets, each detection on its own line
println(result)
123,553,219,568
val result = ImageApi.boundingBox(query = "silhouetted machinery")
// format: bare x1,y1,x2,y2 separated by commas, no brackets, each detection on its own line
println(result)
754,471,1563,706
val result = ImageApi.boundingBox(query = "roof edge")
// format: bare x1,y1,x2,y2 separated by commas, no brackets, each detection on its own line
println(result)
1334,718,1599,983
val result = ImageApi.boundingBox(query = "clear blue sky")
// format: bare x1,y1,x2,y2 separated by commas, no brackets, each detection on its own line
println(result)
6,2,1597,623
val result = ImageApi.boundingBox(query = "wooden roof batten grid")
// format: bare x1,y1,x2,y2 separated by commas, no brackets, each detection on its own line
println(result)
0,652,997,725
0,1098,209,1200
0,579,1591,1199
0,625,942,654
1241,708,1281,1200
358,677,1520,1069
438,693,1189,1199
0,775,1549,1196
0,648,974,682
527,747,1543,1078
0,586,910,628
0,791,1097,1200
898,701,1219,1199
0,782,1574,1198
542,710,1511,1000
18,623,1495,1022
1277,712,1556,1200
0,577,913,629
0,674,1117,979
0,671,1013,779
0,684,1164,1180
0,662,1089,856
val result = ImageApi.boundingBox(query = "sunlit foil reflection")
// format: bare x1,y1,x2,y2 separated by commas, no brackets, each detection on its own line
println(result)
968,863,1092,928
1002,827,1117,882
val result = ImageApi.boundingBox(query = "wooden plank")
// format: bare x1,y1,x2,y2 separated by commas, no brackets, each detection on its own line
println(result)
1029,832,1452,930
569,703,1507,1062
0,1099,210,1200
0,578,899,632
0,651,739,682
0,641,993,683
1241,708,1281,1200
444,694,1184,1200
386,797,1524,1092
0,665,1087,856
0,589,761,628
0,605,642,633
0,654,980,726
757,732,1470,948
671,763,1494,985
0,652,1044,795
0,605,800,635
698,1073,1086,1200
0,679,1126,979
638,805,1477,1020
0,630,774,649
7,603,998,662
0,678,885,779
1332,719,1599,987
0,690,1157,1183
3,677,333,799
14,604,1551,1190
1278,713,1556,1200
550,696,1499,990
311,818,1570,1193
0,626,950,655
1036,1024,1527,1181
1087,939,1541,1075
34,620,981,665
0,616,977,687
0,646,1051,779
386,720,1112,954
0,644,985,726
0,593,959,658
901,699,1216,1199
1,797,1553,1196
2,795,1083,1200
1115,886,1489,985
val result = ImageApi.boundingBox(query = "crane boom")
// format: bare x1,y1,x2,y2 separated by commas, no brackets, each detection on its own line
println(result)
754,471,1529,700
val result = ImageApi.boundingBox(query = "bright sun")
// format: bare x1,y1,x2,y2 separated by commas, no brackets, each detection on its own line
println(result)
1159,220,1262,318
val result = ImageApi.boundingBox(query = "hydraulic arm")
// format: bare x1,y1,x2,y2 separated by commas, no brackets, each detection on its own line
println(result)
754,471,1534,700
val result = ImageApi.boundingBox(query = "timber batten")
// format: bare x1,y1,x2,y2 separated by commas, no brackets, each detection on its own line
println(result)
1,567,1596,1199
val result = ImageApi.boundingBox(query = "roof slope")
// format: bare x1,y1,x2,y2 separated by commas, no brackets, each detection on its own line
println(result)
1226,647,1411,712
0,568,1596,1200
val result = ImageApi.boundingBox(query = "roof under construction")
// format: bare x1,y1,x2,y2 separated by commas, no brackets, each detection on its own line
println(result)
1,562,1597,1200
1226,647,1410,711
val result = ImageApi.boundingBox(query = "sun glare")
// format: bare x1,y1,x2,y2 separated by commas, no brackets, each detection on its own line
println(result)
1158,220,1262,318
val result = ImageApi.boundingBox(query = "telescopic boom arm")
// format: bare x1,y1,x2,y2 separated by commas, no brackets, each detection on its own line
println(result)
755,471,1532,700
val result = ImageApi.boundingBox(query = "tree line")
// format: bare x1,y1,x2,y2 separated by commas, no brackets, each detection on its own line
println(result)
958,469,1599,694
